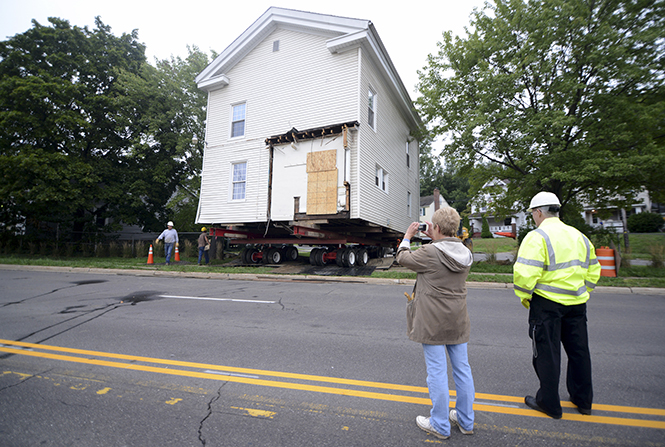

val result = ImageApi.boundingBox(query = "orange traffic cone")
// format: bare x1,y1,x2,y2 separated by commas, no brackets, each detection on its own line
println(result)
174,245,181,262
147,244,154,264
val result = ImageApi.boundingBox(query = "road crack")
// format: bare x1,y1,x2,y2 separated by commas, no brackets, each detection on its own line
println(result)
198,384,226,446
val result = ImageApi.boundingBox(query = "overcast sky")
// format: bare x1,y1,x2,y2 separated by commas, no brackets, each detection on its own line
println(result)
1,0,486,98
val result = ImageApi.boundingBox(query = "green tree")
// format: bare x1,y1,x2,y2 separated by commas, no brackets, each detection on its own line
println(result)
0,18,209,240
114,46,213,231
417,0,665,216
0,17,149,240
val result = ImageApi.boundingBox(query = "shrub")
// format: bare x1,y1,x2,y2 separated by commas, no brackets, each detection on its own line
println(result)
481,215,492,238
650,243,664,268
627,212,664,233
122,241,133,258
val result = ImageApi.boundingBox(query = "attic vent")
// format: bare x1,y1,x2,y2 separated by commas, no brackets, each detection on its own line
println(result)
273,40,280,52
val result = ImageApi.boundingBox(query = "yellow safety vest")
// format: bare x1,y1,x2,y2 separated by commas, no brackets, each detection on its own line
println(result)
513,218,601,308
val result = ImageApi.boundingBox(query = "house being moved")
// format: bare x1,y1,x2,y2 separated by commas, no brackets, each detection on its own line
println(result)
195,7,421,265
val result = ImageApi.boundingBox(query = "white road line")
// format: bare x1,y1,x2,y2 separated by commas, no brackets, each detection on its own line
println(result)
204,370,260,379
159,295,275,304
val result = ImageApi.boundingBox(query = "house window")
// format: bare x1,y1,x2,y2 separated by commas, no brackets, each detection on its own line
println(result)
406,141,410,168
231,103,246,138
420,207,426,216
368,88,376,130
273,40,280,52
231,162,247,200
407,192,412,217
375,165,388,192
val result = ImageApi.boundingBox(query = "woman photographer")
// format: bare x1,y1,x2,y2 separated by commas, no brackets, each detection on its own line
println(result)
396,207,475,440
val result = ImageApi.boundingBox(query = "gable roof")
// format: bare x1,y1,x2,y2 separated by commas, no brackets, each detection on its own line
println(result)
420,195,449,208
195,7,420,128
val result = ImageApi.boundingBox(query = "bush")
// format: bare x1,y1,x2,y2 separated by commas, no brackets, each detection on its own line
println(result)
481,215,492,238
627,212,664,233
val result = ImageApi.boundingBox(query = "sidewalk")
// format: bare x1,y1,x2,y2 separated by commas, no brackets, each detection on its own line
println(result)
1,264,663,295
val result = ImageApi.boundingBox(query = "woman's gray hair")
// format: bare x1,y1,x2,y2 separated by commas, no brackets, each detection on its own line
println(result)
432,207,460,237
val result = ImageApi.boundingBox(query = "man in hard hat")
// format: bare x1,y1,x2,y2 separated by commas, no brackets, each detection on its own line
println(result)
198,227,210,265
514,192,601,419
156,221,179,265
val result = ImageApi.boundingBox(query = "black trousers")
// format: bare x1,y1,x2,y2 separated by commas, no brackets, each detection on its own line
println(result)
528,293,593,416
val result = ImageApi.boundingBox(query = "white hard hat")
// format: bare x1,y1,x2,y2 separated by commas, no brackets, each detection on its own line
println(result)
167,221,174,227
527,192,561,212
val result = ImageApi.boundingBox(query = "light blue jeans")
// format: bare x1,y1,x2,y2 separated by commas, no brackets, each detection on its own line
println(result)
422,343,475,436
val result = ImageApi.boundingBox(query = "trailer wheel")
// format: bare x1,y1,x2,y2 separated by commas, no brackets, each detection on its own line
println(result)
356,248,369,266
335,248,345,267
285,246,299,262
309,248,320,265
246,248,261,264
265,248,282,264
240,248,250,264
345,248,357,267
315,248,327,266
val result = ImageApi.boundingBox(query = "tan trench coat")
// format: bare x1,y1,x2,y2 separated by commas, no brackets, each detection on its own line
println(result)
396,237,473,345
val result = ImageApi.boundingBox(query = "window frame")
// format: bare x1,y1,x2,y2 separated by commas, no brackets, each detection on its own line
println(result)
230,161,248,202
375,164,388,193
230,102,246,139
406,140,410,168
367,87,377,131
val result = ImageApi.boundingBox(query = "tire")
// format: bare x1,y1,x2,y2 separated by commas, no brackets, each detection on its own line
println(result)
318,248,329,265
246,248,260,264
309,248,320,265
285,245,299,262
266,247,282,264
345,248,357,267
240,248,250,264
335,248,346,267
356,248,369,266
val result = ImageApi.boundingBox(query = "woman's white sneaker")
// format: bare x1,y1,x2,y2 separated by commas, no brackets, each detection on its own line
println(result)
449,409,473,435
416,416,449,439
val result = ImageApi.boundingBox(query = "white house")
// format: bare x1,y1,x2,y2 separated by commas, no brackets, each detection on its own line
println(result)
194,7,421,242
470,180,659,236
419,189,450,225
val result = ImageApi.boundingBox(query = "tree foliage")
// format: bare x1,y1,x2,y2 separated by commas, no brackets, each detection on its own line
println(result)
419,138,471,213
0,18,212,240
417,0,665,216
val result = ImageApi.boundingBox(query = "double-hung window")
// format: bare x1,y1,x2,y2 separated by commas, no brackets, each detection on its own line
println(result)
368,88,376,130
231,103,246,138
375,165,388,192
231,162,247,201
406,141,410,168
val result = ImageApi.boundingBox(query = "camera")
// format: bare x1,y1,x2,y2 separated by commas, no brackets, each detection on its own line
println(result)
418,223,427,231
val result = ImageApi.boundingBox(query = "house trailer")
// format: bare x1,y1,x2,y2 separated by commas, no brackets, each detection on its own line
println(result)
195,7,421,266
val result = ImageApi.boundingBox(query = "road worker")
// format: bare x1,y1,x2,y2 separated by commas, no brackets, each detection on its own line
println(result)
514,192,601,419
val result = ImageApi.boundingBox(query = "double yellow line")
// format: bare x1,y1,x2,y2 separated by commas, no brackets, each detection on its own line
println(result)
1,338,663,429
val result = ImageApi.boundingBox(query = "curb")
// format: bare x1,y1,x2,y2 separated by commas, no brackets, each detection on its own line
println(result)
1,264,663,295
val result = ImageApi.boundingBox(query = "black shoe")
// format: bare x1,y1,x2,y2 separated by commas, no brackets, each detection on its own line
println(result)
576,406,592,415
571,398,592,415
525,396,562,419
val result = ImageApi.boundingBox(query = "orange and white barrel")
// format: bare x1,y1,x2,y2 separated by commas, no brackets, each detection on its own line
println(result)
596,247,616,277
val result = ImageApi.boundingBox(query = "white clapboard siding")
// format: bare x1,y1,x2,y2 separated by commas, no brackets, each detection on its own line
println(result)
198,28,360,224
355,52,420,233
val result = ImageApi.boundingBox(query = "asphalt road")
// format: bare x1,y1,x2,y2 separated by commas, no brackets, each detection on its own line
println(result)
0,268,664,446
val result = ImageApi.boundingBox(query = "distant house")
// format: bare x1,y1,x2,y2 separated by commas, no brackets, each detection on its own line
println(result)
194,7,421,241
470,180,661,236
419,189,449,225
469,179,521,237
